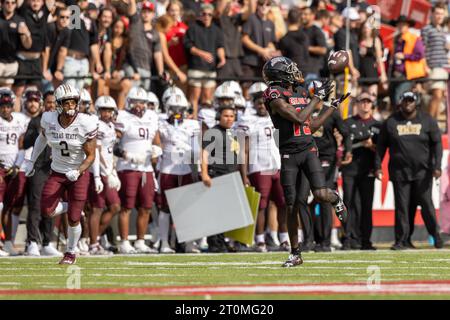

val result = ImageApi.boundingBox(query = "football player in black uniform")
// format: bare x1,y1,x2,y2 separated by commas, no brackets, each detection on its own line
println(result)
262,56,349,267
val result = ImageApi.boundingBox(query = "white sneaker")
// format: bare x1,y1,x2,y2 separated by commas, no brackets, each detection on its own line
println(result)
134,239,158,254
119,240,137,254
26,241,41,256
89,243,113,256
77,238,89,254
3,241,19,256
100,235,112,250
199,237,208,251
160,240,175,254
0,248,9,257
185,241,200,253
41,243,63,257
331,228,343,249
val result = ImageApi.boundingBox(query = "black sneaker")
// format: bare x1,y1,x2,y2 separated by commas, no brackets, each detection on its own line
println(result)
391,243,407,251
300,242,314,252
361,244,377,251
315,244,332,252
332,191,348,225
279,241,290,252
282,253,303,268
434,236,444,249
404,240,416,249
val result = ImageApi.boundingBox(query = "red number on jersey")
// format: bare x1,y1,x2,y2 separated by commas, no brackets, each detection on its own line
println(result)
294,107,301,136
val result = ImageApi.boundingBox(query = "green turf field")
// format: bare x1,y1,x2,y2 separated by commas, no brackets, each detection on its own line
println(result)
1,249,450,299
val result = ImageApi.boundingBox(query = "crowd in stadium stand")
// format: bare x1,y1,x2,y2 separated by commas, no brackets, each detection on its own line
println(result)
0,0,449,258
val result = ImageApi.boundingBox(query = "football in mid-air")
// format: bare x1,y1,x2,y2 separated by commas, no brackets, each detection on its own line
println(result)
327,50,349,74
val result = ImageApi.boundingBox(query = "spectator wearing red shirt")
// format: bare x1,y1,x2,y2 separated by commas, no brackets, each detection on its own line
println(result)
165,0,189,88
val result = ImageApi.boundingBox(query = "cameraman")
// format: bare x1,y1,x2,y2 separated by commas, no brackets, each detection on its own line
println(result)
341,93,381,250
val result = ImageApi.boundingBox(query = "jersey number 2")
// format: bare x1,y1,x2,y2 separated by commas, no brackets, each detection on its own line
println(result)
60,141,70,157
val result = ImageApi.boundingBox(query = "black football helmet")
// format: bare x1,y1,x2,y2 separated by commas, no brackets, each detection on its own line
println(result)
262,56,304,86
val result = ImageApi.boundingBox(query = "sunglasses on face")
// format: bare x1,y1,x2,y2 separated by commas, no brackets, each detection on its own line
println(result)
59,15,70,19
257,1,271,7
201,12,213,17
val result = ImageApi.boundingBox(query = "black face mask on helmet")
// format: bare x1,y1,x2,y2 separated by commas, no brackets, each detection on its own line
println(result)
262,56,304,87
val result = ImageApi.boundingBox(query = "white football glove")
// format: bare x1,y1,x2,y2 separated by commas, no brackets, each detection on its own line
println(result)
65,169,80,182
151,145,163,159
125,152,147,165
94,176,104,194
24,159,35,177
313,79,334,101
107,170,121,191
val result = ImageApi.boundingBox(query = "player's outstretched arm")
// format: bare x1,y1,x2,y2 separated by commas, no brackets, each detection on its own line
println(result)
270,97,321,125
29,132,47,164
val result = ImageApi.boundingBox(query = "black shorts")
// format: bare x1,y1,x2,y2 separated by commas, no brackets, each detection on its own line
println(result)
14,57,42,87
280,148,326,206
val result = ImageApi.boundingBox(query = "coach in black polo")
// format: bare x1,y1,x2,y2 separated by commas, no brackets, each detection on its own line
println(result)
375,91,443,250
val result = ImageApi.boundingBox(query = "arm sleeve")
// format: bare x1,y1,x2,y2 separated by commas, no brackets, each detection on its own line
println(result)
429,117,443,171
183,24,195,51
153,31,161,53
14,150,25,167
23,117,40,149
216,27,225,49
92,148,100,177
334,111,352,153
83,117,98,140
241,17,253,37
404,38,425,61
374,120,389,170
29,133,48,164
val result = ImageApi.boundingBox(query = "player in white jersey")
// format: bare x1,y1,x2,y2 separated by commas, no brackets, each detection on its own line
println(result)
237,86,289,253
197,101,216,129
1,88,44,256
24,84,98,264
87,96,121,255
0,88,26,256
114,87,160,254
157,93,201,253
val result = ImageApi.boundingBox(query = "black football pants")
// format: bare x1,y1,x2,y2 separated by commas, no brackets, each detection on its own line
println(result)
342,174,375,246
392,174,440,245
312,160,337,247
26,167,53,246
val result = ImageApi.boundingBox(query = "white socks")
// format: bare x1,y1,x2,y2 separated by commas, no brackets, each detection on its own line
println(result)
67,224,82,254
53,202,68,217
0,202,3,213
255,234,265,244
158,211,170,242
298,229,304,243
279,232,289,244
11,214,19,243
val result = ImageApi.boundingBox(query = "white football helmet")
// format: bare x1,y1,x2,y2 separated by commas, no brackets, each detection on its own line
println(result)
214,82,235,100
95,95,118,112
126,87,148,111
162,86,184,108
248,82,268,97
224,80,243,96
166,93,189,120
54,84,80,116
80,88,92,103
147,91,160,112
234,95,246,109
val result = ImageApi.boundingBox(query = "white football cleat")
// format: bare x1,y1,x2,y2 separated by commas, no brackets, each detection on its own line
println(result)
0,248,9,257
134,239,158,254
41,243,63,257
160,240,175,254
77,237,89,254
89,243,113,256
199,237,208,251
26,241,41,256
185,241,200,253
119,240,137,254
3,241,19,256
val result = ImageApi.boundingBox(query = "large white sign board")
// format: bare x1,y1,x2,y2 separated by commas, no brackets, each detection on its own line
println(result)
166,172,254,242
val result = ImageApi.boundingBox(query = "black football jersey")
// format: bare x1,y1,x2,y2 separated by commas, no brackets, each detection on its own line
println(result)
263,85,315,154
